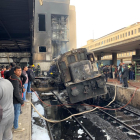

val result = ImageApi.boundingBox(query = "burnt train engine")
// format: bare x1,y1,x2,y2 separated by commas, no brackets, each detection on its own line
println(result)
34,48,107,104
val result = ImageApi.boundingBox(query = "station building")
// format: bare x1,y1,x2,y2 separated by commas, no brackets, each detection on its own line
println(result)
81,22,140,66
0,0,77,71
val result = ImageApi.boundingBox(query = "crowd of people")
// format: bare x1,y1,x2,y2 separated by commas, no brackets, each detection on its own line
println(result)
101,62,135,88
0,63,36,140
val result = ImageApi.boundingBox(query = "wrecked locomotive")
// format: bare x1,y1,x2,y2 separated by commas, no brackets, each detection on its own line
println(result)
34,48,107,104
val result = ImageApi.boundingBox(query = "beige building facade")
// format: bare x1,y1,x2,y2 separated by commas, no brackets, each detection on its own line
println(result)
81,22,140,64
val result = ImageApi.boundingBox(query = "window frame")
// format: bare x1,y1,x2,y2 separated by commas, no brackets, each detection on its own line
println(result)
39,46,47,52
38,14,46,31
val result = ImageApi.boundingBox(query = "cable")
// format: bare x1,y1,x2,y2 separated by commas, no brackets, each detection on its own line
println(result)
82,82,139,110
31,88,74,107
27,84,117,123
29,82,138,123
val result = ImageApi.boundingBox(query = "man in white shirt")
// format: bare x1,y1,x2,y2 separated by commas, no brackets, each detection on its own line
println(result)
0,78,14,140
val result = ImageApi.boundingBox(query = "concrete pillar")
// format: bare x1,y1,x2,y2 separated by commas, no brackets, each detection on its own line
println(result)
97,55,101,61
136,49,140,55
112,53,117,66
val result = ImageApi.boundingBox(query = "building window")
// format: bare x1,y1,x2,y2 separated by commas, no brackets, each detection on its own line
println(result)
111,38,112,41
129,52,130,55
128,31,130,36
118,35,119,39
135,29,137,34
107,39,108,43
109,38,110,42
131,30,133,35
38,14,46,31
123,33,124,38
138,28,140,33
120,34,122,38
39,46,46,52
126,32,127,37
104,40,105,44
116,36,117,40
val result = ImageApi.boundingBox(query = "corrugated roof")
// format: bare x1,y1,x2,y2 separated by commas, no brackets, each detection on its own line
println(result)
0,0,33,52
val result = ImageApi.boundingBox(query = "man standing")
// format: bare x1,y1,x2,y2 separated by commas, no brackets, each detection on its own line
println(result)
119,63,123,84
27,65,35,93
5,63,27,85
22,66,28,101
4,66,9,78
0,78,14,140
5,63,16,79
37,64,41,77
32,64,36,76
103,65,109,82
9,66,25,132
112,65,115,79
122,64,129,88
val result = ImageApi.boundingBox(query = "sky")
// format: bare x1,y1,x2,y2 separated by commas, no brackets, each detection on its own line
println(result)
70,0,140,48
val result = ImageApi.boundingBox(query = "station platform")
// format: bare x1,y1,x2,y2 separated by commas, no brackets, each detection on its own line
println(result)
107,78,140,88
107,78,140,110
13,93,31,140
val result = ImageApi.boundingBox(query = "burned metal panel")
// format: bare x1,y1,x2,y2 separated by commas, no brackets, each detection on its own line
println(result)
66,76,107,103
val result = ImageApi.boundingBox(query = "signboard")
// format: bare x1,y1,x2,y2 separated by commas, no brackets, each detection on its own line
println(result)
132,55,140,61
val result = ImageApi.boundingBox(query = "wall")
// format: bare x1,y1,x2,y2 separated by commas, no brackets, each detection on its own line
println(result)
82,22,140,50
107,84,140,109
33,0,76,71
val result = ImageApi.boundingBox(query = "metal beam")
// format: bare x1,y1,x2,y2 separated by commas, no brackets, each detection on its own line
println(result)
0,20,22,51
0,45,9,52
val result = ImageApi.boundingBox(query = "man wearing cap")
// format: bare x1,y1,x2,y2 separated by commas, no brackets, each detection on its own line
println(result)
37,64,41,77
32,65,35,73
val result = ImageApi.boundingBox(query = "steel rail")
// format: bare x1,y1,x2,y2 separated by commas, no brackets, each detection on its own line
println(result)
51,91,95,140
98,108,140,136
103,99,140,118
114,102,140,118
41,102,55,140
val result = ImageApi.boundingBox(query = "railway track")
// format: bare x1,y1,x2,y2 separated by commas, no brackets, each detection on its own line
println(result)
40,91,140,140
95,101,140,139
51,91,95,140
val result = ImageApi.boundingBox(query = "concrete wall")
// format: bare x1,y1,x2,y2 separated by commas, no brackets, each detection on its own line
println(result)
33,0,69,71
107,84,140,109
33,0,76,71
